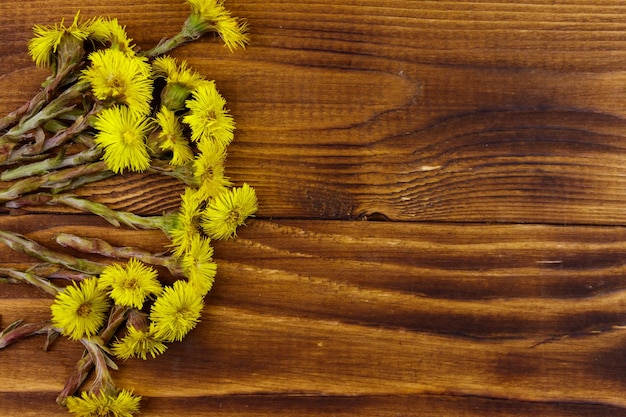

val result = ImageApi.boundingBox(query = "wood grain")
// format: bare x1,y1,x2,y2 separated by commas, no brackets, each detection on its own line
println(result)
2,217,626,415
2,1,626,223
2,0,626,416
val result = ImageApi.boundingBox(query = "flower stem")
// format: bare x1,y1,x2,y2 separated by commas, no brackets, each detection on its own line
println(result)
1,146,103,181
0,266,61,295
0,81,89,143
0,320,56,349
0,161,108,203
56,233,183,276
0,62,79,132
57,305,129,404
140,31,191,58
50,194,176,232
0,229,105,275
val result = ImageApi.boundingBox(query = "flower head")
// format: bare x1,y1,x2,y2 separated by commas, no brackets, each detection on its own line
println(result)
82,48,153,115
201,183,258,239
184,0,250,51
155,106,194,166
28,12,92,68
193,139,232,200
152,55,204,89
97,259,162,309
153,56,205,110
182,234,217,295
93,106,153,173
51,278,110,341
65,388,141,417
149,280,204,342
169,187,205,258
87,17,135,53
112,325,168,360
183,80,235,146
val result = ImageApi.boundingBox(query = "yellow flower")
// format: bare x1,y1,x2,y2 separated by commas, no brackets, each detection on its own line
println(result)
201,183,258,239
81,48,153,115
184,0,250,51
65,388,141,417
182,234,217,296
193,139,232,200
93,106,153,174
149,280,204,342
51,278,110,341
28,12,92,68
87,17,135,53
152,55,204,89
153,56,205,110
97,259,162,309
111,325,167,360
155,106,194,166
183,80,235,146
169,187,205,258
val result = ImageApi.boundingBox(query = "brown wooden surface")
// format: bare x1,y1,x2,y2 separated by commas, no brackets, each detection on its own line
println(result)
2,1,626,416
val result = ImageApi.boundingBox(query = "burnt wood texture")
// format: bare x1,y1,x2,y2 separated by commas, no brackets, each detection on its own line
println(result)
2,1,626,416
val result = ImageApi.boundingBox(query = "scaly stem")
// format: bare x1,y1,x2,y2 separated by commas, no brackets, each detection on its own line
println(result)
0,320,56,349
56,233,183,276
57,305,129,404
0,81,89,142
1,146,102,181
0,266,61,295
0,229,105,275
0,161,107,203
140,31,191,58
0,62,80,132
50,194,176,232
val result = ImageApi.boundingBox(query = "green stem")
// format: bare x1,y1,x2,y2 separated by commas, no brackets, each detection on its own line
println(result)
0,320,55,350
57,305,129,404
148,159,197,186
1,146,103,181
0,266,61,295
1,81,89,142
140,31,191,58
0,62,79,132
0,229,105,275
50,194,176,232
56,233,183,276
48,170,115,194
0,161,108,203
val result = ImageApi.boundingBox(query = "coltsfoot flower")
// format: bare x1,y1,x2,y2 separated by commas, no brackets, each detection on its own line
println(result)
112,325,167,360
51,278,110,341
182,234,217,295
65,388,141,417
169,187,205,258
184,0,250,51
201,182,258,239
193,139,232,200
149,280,204,342
87,17,135,53
28,12,93,68
183,80,235,146
82,48,153,115
155,106,194,166
97,259,162,309
93,106,153,174
153,56,205,110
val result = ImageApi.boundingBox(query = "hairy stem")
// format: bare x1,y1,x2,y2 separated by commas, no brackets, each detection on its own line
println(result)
0,229,105,275
56,233,182,276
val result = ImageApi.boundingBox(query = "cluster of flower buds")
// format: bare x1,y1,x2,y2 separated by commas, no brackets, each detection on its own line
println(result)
0,1,256,415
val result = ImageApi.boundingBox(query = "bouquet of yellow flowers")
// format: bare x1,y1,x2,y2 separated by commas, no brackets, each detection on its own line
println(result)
0,1,256,415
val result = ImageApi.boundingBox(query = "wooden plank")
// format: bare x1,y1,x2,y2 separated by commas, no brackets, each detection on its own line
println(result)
2,217,626,415
2,2,626,223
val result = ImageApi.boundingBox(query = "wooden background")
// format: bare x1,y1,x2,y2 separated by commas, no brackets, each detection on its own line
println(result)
2,0,626,415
